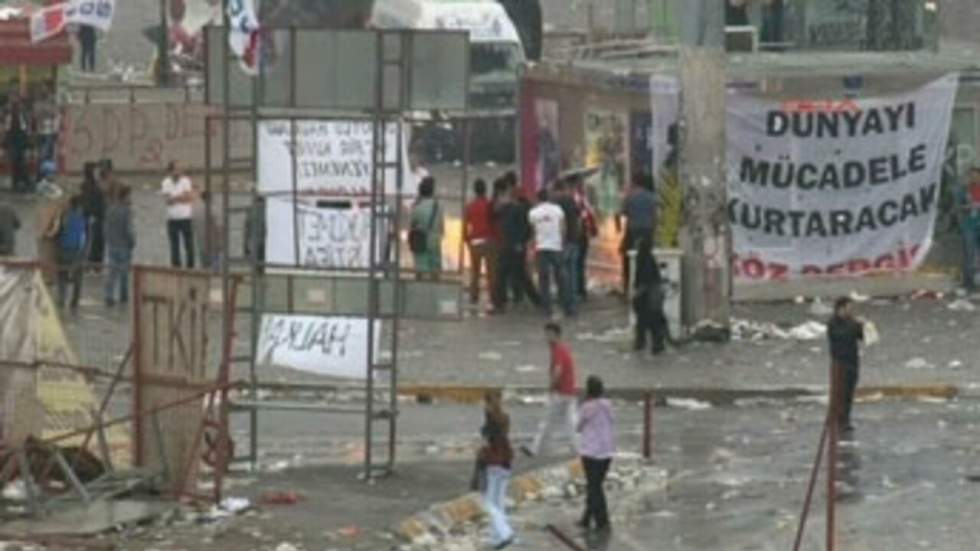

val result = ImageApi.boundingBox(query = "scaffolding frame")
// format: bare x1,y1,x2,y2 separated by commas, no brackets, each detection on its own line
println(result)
206,24,469,481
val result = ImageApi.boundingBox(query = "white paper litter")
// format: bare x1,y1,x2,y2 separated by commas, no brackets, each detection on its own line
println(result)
863,321,880,346
809,299,833,316
478,351,503,361
666,397,713,410
731,318,826,341
904,357,934,370
947,299,976,312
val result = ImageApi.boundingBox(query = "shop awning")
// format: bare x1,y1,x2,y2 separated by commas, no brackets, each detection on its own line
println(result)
0,18,72,66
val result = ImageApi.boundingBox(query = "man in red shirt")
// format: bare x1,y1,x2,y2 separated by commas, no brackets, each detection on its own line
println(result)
464,179,498,305
522,322,579,457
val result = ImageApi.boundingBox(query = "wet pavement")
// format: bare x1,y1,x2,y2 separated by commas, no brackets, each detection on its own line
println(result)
423,397,980,551
3,185,980,394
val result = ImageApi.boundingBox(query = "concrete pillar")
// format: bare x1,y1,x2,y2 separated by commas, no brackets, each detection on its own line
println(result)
678,0,731,329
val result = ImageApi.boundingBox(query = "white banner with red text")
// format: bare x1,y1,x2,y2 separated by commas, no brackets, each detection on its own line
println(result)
726,74,958,283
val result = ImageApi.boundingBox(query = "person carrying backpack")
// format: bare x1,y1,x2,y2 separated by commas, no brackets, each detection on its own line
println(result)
57,195,88,312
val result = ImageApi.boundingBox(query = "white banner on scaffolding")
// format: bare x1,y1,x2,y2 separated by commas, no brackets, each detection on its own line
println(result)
263,196,387,270
257,119,413,197
256,314,380,380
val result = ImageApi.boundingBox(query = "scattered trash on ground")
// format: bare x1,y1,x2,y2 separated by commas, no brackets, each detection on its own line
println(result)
513,364,540,373
809,299,833,316
947,299,976,312
477,351,503,361
731,319,825,341
576,326,632,343
260,490,305,506
666,398,713,411
904,357,935,370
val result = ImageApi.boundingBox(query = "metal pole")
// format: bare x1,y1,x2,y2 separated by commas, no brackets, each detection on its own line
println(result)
388,114,404,472
132,266,144,466
792,414,830,551
827,362,839,550
158,0,171,86
364,31,386,482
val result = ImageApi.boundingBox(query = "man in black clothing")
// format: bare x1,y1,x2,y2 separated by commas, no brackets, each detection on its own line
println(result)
493,180,540,311
633,239,668,355
79,25,97,72
827,297,864,432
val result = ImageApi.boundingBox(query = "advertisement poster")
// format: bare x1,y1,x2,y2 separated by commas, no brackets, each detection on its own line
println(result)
584,110,627,218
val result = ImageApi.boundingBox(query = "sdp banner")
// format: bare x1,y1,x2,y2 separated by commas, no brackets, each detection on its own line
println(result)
727,74,958,282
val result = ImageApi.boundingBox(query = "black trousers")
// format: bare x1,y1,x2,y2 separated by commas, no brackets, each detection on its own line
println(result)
495,246,540,308
10,152,30,192
581,456,612,529
167,219,195,268
88,217,105,266
81,42,96,72
576,236,589,297
633,292,668,352
836,364,859,428
621,228,651,294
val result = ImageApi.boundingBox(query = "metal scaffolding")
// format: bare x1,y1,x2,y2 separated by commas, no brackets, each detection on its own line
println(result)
205,24,469,480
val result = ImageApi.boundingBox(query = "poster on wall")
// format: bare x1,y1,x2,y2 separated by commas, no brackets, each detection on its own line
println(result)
728,73,958,282
629,111,654,181
649,75,680,178
256,314,380,380
258,119,412,196
264,196,387,270
520,94,560,195
583,110,627,218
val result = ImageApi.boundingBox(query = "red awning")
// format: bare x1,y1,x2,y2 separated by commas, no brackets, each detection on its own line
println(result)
0,17,72,66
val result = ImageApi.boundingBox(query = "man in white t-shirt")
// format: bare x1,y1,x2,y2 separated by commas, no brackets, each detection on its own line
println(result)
161,161,195,268
529,188,574,317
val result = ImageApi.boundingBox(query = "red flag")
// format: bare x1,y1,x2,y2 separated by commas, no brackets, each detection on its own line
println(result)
31,4,67,44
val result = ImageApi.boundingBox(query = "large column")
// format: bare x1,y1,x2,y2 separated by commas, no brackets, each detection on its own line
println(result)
678,0,730,329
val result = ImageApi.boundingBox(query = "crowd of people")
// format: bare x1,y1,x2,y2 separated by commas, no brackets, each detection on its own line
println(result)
454,170,670,353
1,83,61,194
473,322,617,549
0,159,223,313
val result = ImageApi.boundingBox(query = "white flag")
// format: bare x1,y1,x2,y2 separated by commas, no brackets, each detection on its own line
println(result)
65,0,115,32
226,0,261,75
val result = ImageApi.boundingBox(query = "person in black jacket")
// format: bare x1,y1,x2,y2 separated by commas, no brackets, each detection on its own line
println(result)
828,297,864,433
493,174,540,311
81,162,106,270
632,238,668,355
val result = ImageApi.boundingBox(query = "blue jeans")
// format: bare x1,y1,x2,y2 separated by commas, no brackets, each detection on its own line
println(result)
536,249,573,316
104,247,132,303
483,466,514,546
562,243,580,312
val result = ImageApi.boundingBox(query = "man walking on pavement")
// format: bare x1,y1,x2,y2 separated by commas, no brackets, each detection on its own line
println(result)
161,161,195,268
464,178,497,306
828,296,864,434
522,322,578,457
529,188,574,318
616,174,657,295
